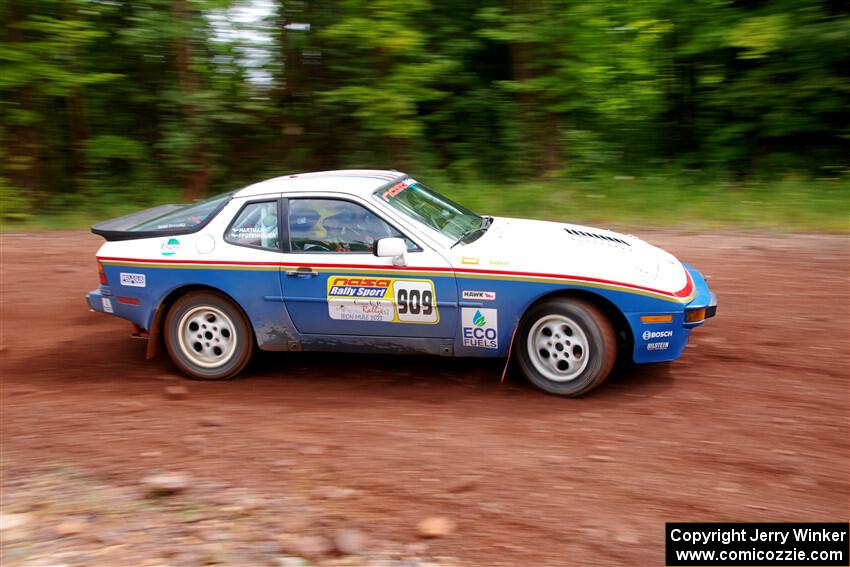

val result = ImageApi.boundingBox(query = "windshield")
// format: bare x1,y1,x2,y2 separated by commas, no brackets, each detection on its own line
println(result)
130,192,232,232
375,179,482,241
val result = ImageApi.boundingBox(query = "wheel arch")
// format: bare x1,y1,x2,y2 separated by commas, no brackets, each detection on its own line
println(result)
514,288,633,357
146,284,253,360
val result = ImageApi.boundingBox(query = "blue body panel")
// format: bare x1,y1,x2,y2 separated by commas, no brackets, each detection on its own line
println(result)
281,270,458,338
90,263,298,350
88,260,715,363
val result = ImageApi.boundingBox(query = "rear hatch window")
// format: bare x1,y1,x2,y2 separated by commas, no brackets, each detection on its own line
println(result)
91,192,233,241
130,192,232,232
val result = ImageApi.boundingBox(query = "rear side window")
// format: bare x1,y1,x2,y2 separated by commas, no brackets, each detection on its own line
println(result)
130,192,232,232
225,201,279,250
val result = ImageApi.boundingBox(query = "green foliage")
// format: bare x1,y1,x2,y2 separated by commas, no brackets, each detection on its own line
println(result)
0,175,32,221
0,0,847,227
318,0,456,157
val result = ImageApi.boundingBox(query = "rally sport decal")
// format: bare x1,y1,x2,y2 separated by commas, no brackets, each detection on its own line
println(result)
326,276,439,324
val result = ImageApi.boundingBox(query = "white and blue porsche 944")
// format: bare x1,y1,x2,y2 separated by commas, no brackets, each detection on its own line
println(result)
88,170,716,396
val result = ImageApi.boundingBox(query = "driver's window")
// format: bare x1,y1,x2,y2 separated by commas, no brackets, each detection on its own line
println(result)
288,198,416,253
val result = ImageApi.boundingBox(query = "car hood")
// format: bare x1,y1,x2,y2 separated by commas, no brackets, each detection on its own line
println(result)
446,217,689,295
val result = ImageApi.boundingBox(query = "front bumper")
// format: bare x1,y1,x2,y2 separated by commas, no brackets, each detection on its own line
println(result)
706,291,718,318
682,264,717,326
629,264,716,364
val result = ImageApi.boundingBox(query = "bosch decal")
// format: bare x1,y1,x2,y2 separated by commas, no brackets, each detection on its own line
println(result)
462,308,498,349
119,272,146,288
643,329,674,340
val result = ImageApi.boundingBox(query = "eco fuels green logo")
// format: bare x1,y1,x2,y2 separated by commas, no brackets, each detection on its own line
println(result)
473,310,486,327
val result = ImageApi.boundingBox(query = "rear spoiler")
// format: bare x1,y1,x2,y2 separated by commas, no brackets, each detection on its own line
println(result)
91,204,185,241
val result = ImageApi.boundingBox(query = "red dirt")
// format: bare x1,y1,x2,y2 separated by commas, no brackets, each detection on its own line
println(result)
1,230,848,566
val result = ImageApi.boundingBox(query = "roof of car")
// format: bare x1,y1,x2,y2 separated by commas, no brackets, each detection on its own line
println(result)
234,170,406,199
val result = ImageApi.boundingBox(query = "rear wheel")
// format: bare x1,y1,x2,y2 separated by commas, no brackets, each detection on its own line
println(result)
516,298,616,396
164,291,254,380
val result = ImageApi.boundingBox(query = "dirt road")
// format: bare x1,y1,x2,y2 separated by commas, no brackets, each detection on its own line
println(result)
1,230,848,566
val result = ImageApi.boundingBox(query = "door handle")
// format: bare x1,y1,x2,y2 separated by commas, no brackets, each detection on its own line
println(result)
285,267,319,278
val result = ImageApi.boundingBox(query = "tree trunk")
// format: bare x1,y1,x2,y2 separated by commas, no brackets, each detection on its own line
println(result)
3,3,44,204
171,0,211,201
67,90,90,186
542,112,560,173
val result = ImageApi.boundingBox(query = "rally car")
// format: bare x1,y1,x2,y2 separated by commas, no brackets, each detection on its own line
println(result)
88,170,717,396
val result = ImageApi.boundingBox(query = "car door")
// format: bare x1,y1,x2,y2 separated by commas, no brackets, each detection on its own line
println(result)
279,195,457,338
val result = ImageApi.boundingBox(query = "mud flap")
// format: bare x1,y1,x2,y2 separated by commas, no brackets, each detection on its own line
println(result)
500,318,521,384
145,303,165,360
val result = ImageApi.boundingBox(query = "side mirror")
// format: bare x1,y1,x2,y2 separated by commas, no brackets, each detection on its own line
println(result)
375,237,407,267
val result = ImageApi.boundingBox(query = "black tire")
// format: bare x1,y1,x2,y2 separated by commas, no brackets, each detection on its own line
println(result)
164,291,254,380
516,298,617,397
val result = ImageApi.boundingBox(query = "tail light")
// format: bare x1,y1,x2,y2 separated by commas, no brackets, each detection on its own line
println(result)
97,261,108,285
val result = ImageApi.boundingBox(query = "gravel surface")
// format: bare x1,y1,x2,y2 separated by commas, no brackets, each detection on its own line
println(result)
1,230,848,566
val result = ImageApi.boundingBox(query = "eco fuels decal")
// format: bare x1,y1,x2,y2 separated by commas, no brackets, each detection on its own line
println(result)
461,307,498,349
326,276,439,324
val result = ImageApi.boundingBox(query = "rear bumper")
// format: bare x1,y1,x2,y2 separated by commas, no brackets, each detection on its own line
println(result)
88,287,142,325
87,289,111,313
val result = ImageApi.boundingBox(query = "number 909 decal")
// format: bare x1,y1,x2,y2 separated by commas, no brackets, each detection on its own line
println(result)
327,276,439,324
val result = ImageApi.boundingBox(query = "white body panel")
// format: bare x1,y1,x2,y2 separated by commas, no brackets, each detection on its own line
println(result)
443,216,688,295
97,170,688,296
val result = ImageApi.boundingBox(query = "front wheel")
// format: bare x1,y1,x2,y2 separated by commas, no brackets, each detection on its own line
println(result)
516,298,617,397
164,291,254,380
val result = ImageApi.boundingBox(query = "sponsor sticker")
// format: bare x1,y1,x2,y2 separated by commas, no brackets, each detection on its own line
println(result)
326,276,438,324
462,307,498,349
119,272,146,288
462,290,496,301
160,238,180,256
643,329,673,340
647,341,669,351
329,299,395,322
102,297,113,313
381,182,408,200
461,257,479,265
